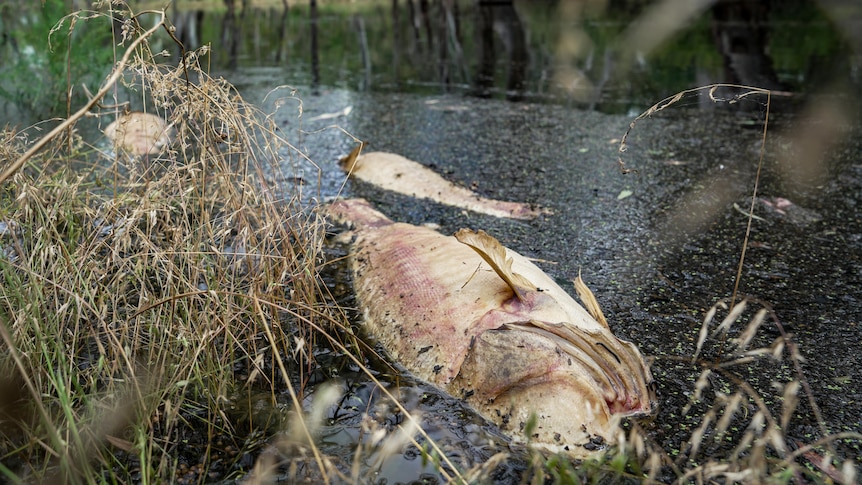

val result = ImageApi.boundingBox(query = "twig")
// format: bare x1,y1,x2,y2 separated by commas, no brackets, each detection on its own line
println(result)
617,83,785,174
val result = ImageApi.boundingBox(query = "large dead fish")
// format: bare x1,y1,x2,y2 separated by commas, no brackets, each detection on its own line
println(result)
327,198,655,456
339,147,549,220
104,112,172,156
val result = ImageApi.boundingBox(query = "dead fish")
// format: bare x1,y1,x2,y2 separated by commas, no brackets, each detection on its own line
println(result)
104,112,172,156
339,146,550,220
327,198,655,456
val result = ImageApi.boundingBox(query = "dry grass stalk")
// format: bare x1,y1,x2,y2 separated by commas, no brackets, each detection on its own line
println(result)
586,85,859,482
0,6,338,483
600,300,859,484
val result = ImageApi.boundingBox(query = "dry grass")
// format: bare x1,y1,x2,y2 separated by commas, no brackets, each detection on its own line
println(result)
545,84,862,485
0,4,351,482
0,5,474,483
516,298,860,484
636,299,858,484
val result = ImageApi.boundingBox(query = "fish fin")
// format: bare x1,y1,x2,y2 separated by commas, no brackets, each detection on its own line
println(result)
573,273,609,328
338,141,366,172
454,229,535,301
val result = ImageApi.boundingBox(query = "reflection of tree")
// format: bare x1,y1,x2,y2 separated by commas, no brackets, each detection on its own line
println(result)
392,0,401,89
436,0,450,87
404,0,422,54
354,14,371,90
499,3,528,100
711,0,784,91
171,7,203,56
1,0,115,121
222,0,248,70
419,0,433,51
152,0,852,115
310,0,320,92
274,1,289,62
474,4,495,97
473,1,528,101
389,0,469,91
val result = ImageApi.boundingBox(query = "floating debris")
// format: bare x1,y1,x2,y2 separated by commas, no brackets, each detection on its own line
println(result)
759,197,823,226
307,105,353,121
617,189,634,200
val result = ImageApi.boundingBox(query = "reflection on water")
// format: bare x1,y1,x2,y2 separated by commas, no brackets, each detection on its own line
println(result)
164,0,857,112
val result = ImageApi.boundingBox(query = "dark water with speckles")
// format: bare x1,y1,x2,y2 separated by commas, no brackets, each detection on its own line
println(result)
221,74,861,481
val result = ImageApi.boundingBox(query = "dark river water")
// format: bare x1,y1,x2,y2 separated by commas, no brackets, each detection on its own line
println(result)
174,0,856,113
191,0,862,482
5,0,862,482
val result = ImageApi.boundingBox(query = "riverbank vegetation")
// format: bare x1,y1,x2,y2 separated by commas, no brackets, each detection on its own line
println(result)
0,5,344,482
3,0,848,125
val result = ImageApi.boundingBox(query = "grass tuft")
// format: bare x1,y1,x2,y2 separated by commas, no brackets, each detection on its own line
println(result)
0,4,349,482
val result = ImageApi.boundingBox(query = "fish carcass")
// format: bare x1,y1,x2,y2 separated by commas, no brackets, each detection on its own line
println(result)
339,148,550,220
104,112,172,156
326,198,655,455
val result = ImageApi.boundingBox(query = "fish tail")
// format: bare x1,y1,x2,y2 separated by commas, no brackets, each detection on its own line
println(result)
326,198,393,230
338,142,366,172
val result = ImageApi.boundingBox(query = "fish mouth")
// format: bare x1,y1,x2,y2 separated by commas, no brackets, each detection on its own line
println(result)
495,320,655,416
450,228,655,415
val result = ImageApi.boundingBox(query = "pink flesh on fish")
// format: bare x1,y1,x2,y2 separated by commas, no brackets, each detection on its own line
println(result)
339,149,550,220
327,198,654,455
